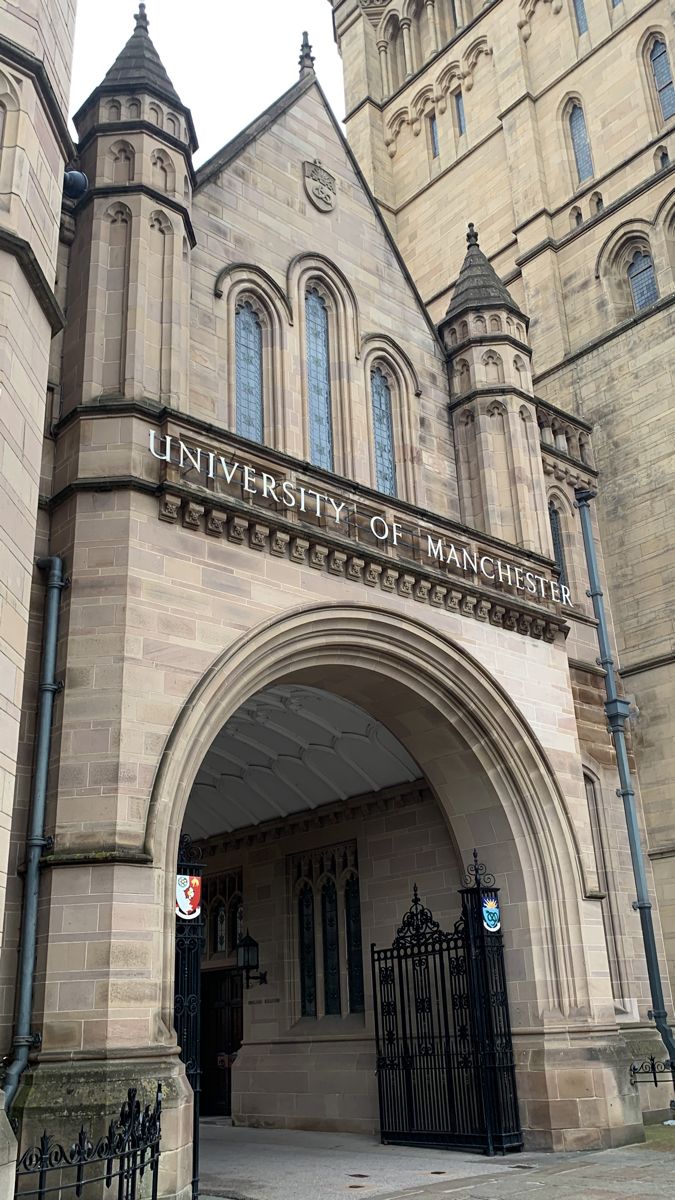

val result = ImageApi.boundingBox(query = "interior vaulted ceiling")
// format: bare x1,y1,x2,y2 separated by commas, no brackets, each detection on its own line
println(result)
183,684,420,839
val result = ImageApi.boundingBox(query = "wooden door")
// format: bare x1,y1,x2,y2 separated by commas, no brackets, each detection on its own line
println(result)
200,968,243,1117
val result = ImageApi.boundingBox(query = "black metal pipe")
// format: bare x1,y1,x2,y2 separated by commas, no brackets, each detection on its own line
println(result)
574,488,675,1062
4,557,66,1109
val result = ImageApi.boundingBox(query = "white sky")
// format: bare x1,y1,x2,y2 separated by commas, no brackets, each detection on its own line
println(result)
69,0,346,165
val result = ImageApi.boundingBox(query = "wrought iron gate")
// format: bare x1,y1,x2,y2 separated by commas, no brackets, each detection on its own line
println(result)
371,854,522,1155
175,833,204,1199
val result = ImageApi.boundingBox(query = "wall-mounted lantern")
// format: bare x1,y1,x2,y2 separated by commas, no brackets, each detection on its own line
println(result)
237,931,267,988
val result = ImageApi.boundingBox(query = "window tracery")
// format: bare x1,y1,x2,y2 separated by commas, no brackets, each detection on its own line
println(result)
627,249,658,311
548,499,568,588
292,842,364,1020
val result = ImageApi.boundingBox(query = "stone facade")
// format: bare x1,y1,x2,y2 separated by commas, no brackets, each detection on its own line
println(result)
1,3,674,1198
0,0,76,1182
332,0,675,1004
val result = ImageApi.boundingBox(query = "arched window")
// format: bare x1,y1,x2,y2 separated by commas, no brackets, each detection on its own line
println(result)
166,113,179,136
570,205,583,230
428,112,440,159
305,288,333,470
371,366,397,497
548,500,568,588
107,100,121,121
569,103,593,182
572,0,588,35
650,40,675,123
235,301,264,442
127,98,141,119
590,191,603,215
627,249,658,312
656,145,670,170
454,89,466,136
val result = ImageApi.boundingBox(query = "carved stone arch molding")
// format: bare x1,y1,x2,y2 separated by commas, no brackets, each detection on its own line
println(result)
385,106,411,157
435,62,463,114
361,332,422,504
147,603,602,1029
462,36,493,91
213,262,292,447
288,253,361,477
518,0,562,43
411,84,435,134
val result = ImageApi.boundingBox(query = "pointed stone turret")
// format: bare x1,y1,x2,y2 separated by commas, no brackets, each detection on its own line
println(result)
445,224,526,324
72,4,197,151
99,3,183,107
440,224,550,557
63,3,196,412
299,31,315,79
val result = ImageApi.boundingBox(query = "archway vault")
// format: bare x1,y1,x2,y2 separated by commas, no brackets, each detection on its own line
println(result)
149,602,596,1029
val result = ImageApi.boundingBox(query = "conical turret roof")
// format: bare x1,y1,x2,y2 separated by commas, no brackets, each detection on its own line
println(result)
99,4,182,106
445,224,526,322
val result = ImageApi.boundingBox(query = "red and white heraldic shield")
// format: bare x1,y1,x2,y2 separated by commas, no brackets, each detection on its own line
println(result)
176,873,202,920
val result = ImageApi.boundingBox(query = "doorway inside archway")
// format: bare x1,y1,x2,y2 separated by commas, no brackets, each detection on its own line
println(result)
175,676,520,1169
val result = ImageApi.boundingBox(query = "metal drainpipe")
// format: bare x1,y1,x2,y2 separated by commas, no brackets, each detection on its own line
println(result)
3,557,66,1110
574,487,675,1062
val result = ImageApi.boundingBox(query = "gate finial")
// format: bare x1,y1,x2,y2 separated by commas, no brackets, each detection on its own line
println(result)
463,850,495,888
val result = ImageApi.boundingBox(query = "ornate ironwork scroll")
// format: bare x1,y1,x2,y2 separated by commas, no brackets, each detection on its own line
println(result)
15,1084,162,1199
371,855,522,1156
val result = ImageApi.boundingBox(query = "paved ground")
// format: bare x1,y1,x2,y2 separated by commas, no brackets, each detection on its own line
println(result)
199,1122,675,1200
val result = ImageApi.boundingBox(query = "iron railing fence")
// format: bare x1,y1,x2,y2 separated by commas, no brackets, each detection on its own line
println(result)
14,1083,162,1199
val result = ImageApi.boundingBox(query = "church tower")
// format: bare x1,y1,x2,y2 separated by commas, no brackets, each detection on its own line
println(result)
62,5,196,410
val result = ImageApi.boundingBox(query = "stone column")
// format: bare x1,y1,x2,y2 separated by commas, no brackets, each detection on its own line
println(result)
400,19,414,78
377,40,390,99
425,0,439,53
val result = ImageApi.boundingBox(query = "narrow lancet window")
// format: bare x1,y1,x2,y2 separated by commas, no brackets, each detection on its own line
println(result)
371,367,397,497
298,882,317,1017
650,41,675,123
345,876,365,1013
572,0,588,35
569,103,593,182
322,879,341,1016
306,288,333,470
548,501,568,588
235,301,264,443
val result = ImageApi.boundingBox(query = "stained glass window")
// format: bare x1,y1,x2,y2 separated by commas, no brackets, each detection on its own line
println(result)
572,0,588,35
455,90,466,136
569,103,593,182
627,250,658,312
298,882,316,1017
650,41,675,123
306,288,333,470
548,501,568,589
322,880,341,1016
235,302,263,443
371,367,397,497
345,876,364,1014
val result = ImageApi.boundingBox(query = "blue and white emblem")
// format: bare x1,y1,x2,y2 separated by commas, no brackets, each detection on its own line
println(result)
482,893,501,932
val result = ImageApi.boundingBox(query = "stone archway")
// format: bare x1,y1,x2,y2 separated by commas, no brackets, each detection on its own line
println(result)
145,603,644,1155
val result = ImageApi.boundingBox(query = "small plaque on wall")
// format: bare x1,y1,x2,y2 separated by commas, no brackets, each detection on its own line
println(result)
303,160,336,212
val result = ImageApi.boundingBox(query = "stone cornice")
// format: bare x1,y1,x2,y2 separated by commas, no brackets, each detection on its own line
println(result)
620,650,675,680
533,292,675,384
0,35,75,162
198,780,431,857
0,228,65,334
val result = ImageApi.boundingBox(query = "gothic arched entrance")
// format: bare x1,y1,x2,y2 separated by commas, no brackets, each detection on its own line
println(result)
147,604,626,1194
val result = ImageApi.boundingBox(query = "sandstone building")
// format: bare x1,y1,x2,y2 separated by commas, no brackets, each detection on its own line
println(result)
1,0,675,1195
